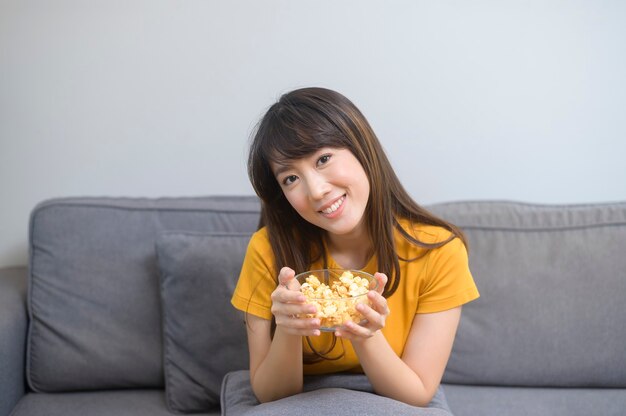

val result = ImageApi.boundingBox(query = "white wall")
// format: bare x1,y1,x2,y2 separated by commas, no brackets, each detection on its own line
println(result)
1,0,625,268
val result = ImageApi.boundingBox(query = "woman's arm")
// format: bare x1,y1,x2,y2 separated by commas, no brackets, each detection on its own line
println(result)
350,307,461,407
246,267,321,403
246,315,303,402
336,272,462,406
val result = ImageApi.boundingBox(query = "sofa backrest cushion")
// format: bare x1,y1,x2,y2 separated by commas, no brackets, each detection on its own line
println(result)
27,196,260,392
432,201,626,387
156,232,251,413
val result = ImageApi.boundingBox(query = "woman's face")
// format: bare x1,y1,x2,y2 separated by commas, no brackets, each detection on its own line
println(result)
271,147,370,239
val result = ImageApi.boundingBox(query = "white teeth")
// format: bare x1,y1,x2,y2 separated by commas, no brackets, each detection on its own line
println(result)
322,196,345,214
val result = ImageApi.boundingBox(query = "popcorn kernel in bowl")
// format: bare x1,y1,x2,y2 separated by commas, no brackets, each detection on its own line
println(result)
295,269,376,331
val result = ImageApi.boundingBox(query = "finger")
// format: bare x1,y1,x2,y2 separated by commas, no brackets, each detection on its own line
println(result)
356,302,382,327
278,267,303,292
271,285,306,304
373,272,387,295
366,291,390,316
278,267,296,287
336,319,372,339
276,316,321,336
271,301,317,317
285,277,302,291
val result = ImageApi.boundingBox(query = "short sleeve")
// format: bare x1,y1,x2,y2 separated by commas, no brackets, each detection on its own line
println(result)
416,236,480,314
230,229,277,320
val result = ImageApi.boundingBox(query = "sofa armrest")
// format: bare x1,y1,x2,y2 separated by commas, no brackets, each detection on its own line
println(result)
0,266,28,416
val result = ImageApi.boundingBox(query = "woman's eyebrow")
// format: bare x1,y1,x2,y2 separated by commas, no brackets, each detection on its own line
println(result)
272,162,291,177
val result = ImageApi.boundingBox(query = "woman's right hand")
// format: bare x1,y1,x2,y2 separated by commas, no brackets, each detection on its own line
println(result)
270,267,321,336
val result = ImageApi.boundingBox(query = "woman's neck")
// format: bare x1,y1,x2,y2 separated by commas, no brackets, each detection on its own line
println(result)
325,226,373,270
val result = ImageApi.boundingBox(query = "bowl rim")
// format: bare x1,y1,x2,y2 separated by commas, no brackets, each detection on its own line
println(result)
294,268,378,300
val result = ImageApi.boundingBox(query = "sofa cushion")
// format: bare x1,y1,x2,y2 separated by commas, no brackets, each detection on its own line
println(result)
156,232,251,413
221,370,452,416
27,196,260,392
0,267,28,416
429,201,626,387
443,384,626,416
10,390,220,416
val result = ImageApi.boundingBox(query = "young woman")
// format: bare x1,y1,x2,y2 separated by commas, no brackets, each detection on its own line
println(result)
231,87,479,408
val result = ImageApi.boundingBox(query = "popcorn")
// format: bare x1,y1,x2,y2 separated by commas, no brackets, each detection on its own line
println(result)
299,271,371,328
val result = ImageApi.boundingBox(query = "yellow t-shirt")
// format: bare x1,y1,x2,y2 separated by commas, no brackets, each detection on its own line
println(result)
231,218,480,375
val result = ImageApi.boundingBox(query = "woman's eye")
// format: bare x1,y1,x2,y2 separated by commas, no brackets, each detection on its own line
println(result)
317,154,331,166
282,175,298,185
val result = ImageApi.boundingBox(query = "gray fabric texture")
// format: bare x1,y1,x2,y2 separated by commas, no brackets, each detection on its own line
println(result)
0,267,28,416
443,383,626,416
9,390,220,416
429,201,626,387
221,370,452,416
27,196,260,392
156,232,251,413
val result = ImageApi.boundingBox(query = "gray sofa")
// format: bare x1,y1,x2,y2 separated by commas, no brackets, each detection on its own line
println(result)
1,196,625,416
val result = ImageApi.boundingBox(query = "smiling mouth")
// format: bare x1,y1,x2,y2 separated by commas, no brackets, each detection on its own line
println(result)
320,195,346,214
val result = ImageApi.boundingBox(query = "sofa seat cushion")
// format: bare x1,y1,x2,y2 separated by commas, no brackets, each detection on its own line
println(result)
443,384,626,416
9,390,220,416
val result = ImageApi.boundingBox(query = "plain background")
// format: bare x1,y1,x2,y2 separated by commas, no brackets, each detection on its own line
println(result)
1,0,625,268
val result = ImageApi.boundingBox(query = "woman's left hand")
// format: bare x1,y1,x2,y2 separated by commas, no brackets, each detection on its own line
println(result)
335,272,389,341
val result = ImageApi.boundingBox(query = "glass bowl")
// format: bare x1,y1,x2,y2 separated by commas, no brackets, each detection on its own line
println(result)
295,269,377,332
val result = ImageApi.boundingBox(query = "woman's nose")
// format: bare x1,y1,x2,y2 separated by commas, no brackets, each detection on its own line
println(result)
307,173,331,200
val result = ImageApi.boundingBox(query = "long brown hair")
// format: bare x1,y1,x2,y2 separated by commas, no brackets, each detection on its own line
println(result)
248,87,467,298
